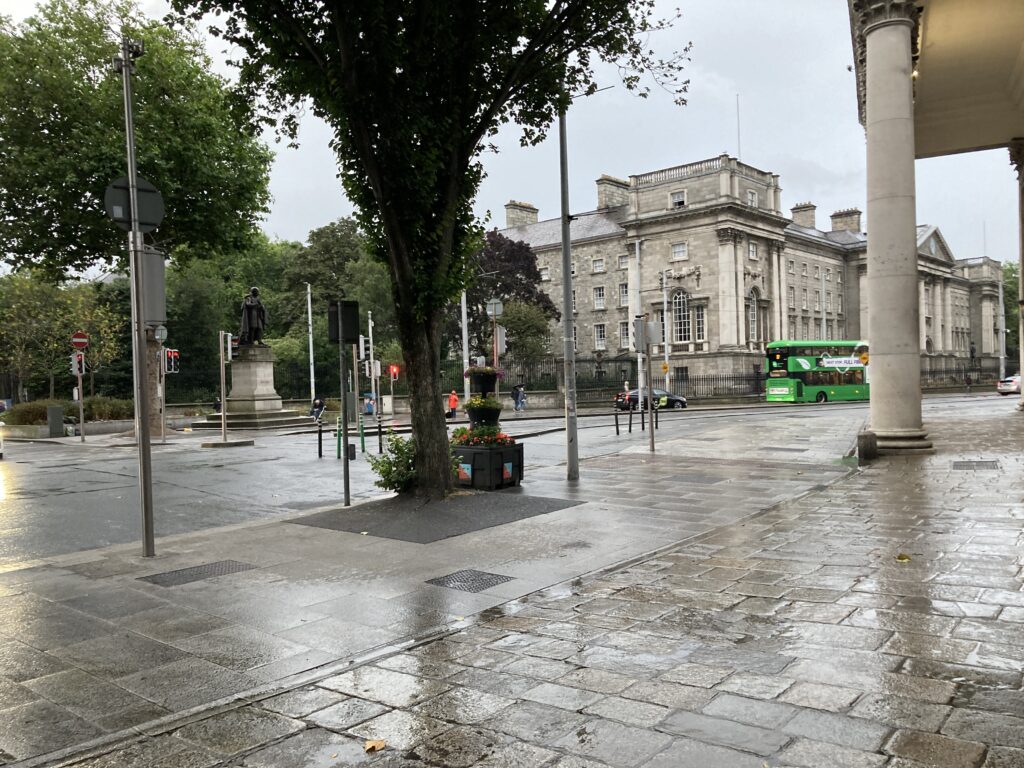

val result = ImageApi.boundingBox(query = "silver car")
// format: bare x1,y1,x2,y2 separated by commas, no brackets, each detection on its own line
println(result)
996,374,1021,395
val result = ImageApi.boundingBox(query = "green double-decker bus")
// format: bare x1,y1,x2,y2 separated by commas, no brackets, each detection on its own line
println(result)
765,340,870,403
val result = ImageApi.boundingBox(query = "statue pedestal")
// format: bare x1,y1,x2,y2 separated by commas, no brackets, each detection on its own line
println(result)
228,346,283,413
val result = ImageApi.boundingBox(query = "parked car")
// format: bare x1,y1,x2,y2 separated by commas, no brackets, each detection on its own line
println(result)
614,388,687,410
996,374,1021,395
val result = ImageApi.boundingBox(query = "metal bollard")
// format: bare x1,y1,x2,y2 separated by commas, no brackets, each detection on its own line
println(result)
628,407,633,434
318,420,323,458
0,421,5,460
336,417,342,459
640,406,645,431
614,408,619,436
654,406,659,429
377,418,383,454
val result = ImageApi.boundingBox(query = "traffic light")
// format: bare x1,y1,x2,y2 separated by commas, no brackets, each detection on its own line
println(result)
69,352,85,376
389,364,399,382
164,348,180,374
358,335,370,361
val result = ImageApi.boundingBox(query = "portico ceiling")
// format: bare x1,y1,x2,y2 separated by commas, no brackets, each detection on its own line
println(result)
850,0,1024,159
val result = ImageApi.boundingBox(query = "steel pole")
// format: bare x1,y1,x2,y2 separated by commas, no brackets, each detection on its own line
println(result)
646,334,656,453
219,332,227,443
662,271,669,389
338,305,350,506
306,282,316,402
119,34,155,557
461,292,470,401
558,109,579,481
77,361,85,443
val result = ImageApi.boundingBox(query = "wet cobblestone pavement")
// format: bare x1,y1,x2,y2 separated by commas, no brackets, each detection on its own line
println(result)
8,401,1024,767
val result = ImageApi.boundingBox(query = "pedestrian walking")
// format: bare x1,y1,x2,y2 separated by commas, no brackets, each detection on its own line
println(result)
965,373,972,394
447,390,459,419
512,384,527,412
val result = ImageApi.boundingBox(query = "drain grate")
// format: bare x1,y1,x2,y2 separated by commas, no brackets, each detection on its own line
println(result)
951,460,1000,471
139,560,257,587
426,569,514,593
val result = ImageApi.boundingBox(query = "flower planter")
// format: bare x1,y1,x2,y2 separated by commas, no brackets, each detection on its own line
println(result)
453,443,524,490
465,405,502,428
469,372,498,396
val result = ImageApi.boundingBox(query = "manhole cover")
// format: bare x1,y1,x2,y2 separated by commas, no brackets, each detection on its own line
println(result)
139,560,257,587
951,461,999,471
426,569,513,593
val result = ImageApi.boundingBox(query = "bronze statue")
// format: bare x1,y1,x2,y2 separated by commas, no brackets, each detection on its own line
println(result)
240,287,268,346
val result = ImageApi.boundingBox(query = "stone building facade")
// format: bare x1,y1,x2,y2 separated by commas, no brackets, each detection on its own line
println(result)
500,154,1003,384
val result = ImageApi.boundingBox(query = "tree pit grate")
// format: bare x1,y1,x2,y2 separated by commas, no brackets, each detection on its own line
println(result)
138,560,257,587
426,569,514,593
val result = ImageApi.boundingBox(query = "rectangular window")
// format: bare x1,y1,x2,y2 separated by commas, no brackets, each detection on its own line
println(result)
813,265,820,279
746,190,758,207
539,266,550,281
674,366,689,384
593,286,605,310
694,306,705,341
670,190,687,208
787,286,795,308
801,262,808,276
837,294,843,313
618,320,629,348
572,289,576,312
826,292,832,311
572,326,577,351
618,254,630,270
748,242,758,261
801,318,810,340
592,257,605,273
837,270,842,284
801,289,808,310
825,268,832,282
787,259,795,274
826,320,834,340
671,242,688,261
594,323,606,350
678,305,691,343
571,262,576,276
788,315,797,336
814,290,821,311
619,282,629,307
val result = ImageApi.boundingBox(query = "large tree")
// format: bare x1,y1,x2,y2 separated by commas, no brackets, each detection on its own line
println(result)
173,0,688,497
0,0,272,277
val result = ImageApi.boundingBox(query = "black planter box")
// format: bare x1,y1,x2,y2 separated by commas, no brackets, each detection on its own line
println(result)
465,406,502,428
469,372,498,396
453,443,524,490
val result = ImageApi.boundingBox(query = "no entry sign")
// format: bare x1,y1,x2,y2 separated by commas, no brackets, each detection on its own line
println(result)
71,331,90,349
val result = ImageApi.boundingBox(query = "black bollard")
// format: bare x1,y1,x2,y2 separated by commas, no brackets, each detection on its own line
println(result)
318,421,323,458
640,406,645,431
628,407,633,433
614,407,620,436
377,418,383,454
654,406,659,429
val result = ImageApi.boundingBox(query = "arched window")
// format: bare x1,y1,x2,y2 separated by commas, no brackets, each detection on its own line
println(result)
748,287,760,342
672,291,691,343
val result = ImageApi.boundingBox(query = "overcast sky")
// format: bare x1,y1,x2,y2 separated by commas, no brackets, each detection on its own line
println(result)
3,0,1019,264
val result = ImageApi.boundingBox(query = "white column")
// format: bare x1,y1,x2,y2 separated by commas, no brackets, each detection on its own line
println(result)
772,244,784,340
1011,139,1024,411
717,229,740,348
918,280,927,350
862,3,930,447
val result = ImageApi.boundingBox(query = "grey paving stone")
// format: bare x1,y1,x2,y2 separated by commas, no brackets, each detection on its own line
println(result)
553,717,673,767
375,653,466,680
783,709,891,751
983,746,1024,767
659,662,733,688
715,671,794,700
885,729,986,768
22,668,157,720
53,631,188,678
643,738,768,768
61,588,169,620
778,681,861,712
413,686,514,724
702,692,799,729
307,697,390,731
0,638,70,682
256,686,348,718
241,728,365,768
409,725,507,768
942,708,1024,750
349,709,450,752
116,605,234,643
778,737,888,768
472,742,558,767
117,658,259,711
0,699,105,760
621,680,713,710
446,667,537,699
319,666,450,708
172,625,311,673
174,707,304,756
902,657,1021,691
953,687,1024,718
522,681,604,711
882,632,978,664
0,676,39,710
658,709,790,755
481,700,586,744
17,609,118,651
851,692,951,731
68,734,222,768
556,667,635,694
582,696,669,728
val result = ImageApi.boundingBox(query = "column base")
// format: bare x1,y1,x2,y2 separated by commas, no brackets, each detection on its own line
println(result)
873,428,934,454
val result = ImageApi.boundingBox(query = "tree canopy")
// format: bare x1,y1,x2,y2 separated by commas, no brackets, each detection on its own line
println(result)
0,0,273,277
171,0,689,496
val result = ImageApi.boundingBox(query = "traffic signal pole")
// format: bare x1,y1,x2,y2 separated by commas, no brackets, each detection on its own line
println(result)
75,353,85,443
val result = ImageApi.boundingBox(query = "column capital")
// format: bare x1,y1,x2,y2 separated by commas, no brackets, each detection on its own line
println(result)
849,1,920,127
717,227,742,245
1009,138,1024,179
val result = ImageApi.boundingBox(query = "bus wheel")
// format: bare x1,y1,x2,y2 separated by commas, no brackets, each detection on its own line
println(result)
815,392,828,403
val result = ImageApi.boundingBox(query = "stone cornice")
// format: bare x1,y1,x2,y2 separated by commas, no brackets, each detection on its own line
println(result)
848,0,921,127
717,227,743,245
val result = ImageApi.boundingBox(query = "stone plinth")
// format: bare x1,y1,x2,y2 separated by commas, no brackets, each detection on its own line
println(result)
228,345,283,413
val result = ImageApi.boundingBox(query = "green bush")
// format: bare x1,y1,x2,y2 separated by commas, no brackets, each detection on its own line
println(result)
83,396,134,421
367,430,417,493
1,399,72,425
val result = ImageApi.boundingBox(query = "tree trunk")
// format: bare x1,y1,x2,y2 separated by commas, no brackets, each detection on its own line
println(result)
398,313,452,499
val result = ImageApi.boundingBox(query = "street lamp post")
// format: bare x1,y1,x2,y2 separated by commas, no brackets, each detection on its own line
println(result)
558,109,579,481
305,282,316,403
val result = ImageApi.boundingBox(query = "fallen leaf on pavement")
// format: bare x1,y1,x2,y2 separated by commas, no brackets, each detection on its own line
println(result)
364,739,386,753
895,552,912,562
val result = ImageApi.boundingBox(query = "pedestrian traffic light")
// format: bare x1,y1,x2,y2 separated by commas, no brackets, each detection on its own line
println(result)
164,348,180,374
358,335,370,361
69,352,85,376
389,364,399,382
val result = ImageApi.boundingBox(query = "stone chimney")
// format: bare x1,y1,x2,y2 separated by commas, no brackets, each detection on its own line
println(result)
595,175,629,209
830,208,863,233
791,202,817,229
504,200,538,228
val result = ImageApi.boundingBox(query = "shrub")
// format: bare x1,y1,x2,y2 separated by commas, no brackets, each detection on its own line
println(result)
464,395,502,410
2,399,73,425
83,396,134,421
367,430,417,493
